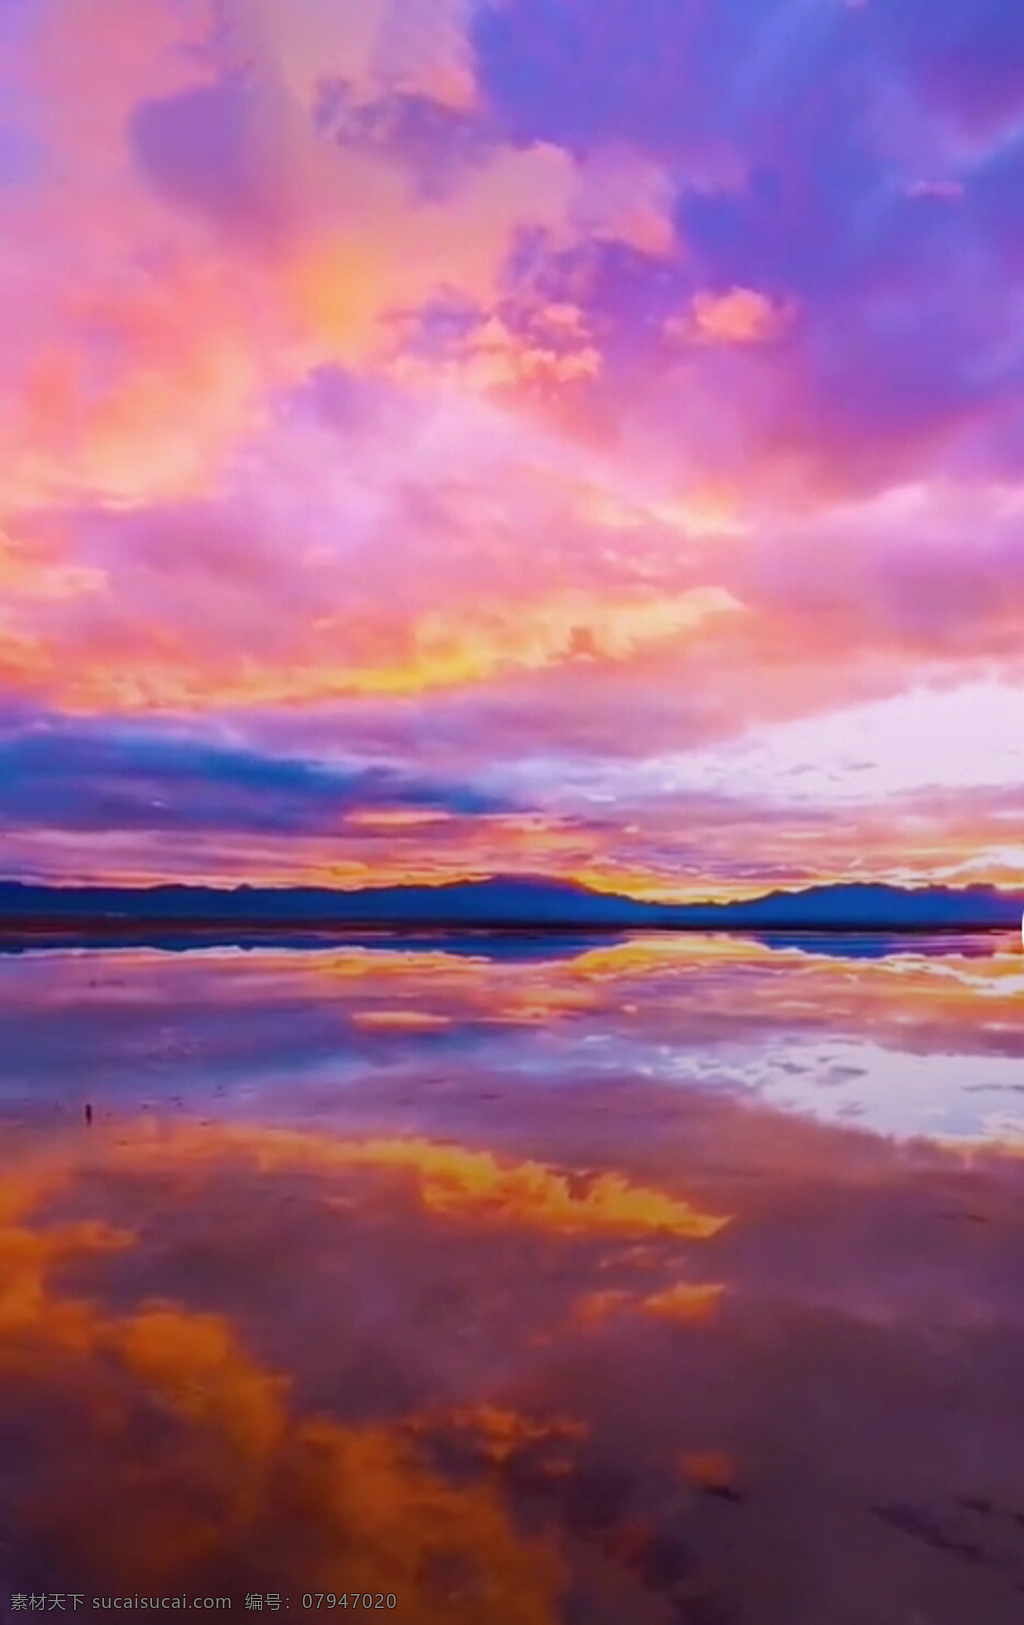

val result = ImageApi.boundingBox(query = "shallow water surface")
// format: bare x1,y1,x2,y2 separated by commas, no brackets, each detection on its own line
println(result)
1,932,1023,1623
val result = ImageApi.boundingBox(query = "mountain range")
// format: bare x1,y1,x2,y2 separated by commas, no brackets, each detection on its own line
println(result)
0,876,1020,933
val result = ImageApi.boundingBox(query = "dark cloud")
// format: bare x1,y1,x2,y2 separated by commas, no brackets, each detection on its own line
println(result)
129,74,299,245
0,719,509,835
314,79,495,199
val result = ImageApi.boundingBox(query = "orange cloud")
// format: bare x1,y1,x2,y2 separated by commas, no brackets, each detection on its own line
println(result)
641,1281,726,1323
679,1449,740,1495
285,141,577,365
0,1128,570,1612
0,1118,726,1613
573,1289,634,1325
0,2,290,519
17,271,279,511
409,1404,589,1465
3,1250,564,1613
0,0,604,536
391,313,602,391
667,287,792,346
112,1125,731,1241
345,808,456,828
351,1008,455,1029
40,584,742,713
0,1218,134,1353
573,1281,725,1328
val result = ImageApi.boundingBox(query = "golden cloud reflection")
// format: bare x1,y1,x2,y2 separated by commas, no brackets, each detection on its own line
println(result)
573,1282,726,1329
0,1117,731,1610
350,1009,455,1030
7,1274,565,1618
300,929,1024,1055
1,932,1022,1151
2,1028,1024,1620
108,1123,730,1240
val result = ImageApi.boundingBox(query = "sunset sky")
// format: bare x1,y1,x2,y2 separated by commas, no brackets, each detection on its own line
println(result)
0,0,1022,898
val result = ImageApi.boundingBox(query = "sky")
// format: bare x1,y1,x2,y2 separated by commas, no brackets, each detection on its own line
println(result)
0,0,1022,899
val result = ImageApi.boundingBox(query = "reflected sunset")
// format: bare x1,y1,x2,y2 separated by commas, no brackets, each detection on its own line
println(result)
1,940,1024,1618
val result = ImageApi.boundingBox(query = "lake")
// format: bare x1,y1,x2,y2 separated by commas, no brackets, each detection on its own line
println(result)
1,932,1023,1623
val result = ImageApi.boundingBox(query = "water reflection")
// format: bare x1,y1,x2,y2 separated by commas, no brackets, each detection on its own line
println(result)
2,932,1021,1140
1,934,1023,1622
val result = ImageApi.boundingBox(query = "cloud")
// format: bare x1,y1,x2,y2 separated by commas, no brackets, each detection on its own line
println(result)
235,0,481,115
4,1051,1024,1617
569,145,677,257
0,0,674,534
0,371,751,717
574,1281,726,1327
116,1127,730,1241
390,309,603,391
470,0,1024,501
0,1162,566,1611
129,75,305,248
6,926,1024,1153
0,0,1022,898
666,286,792,346
0,718,508,836
6,448,1020,888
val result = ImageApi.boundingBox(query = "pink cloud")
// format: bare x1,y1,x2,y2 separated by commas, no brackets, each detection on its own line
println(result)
665,287,793,347
570,145,678,258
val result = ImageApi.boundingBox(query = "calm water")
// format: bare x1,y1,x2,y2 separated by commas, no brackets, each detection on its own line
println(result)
1,932,1023,1624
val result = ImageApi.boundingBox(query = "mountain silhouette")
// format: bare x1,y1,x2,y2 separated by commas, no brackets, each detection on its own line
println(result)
0,876,1019,933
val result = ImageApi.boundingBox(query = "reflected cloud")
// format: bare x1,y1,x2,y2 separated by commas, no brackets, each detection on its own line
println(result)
750,931,1006,961
0,1113,727,1610
0,1176,566,1617
0,928,629,964
574,1282,726,1328
0,932,1021,1141
106,1122,729,1241
2,1059,1024,1619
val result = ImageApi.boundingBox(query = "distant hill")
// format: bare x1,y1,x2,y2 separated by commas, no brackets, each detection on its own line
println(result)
0,876,1020,933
